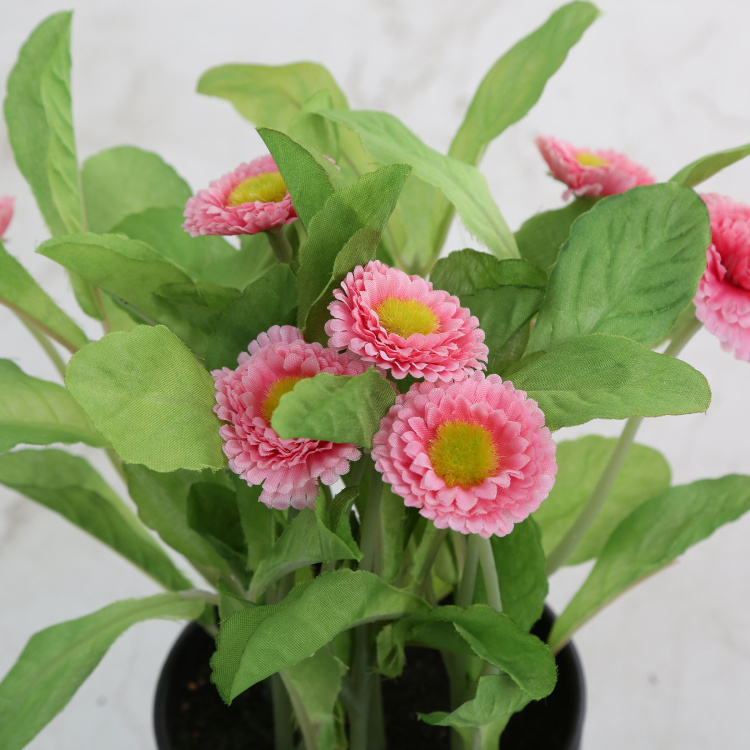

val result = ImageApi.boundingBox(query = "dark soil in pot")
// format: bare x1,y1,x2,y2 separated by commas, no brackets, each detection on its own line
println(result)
153,607,584,750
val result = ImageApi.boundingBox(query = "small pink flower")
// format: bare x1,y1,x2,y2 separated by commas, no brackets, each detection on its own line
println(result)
212,325,367,510
372,372,557,538
535,135,655,200
183,155,296,237
0,196,14,240
694,194,750,360
325,260,488,382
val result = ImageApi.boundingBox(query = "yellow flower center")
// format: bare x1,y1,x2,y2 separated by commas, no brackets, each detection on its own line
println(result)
227,171,288,207
428,421,500,488
374,297,440,338
261,375,305,423
575,151,609,167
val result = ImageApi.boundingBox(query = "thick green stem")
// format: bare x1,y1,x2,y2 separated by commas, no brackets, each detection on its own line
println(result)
457,533,480,609
358,462,383,576
412,525,448,595
271,673,295,750
19,316,67,380
266,228,294,264
476,536,502,613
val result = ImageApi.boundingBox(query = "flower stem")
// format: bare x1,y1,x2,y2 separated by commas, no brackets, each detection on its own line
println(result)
19,316,67,380
271,673,295,750
476,536,502,613
457,533,479,609
266,228,294,264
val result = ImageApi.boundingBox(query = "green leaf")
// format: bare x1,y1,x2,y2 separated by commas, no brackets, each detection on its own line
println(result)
65,325,225,471
515,198,595,273
506,334,711,430
235,480,276,572
211,569,428,702
317,108,519,259
450,2,600,164
0,239,87,351
670,142,750,187
529,184,711,352
271,368,397,448
206,264,298,370
0,593,205,750
0,359,107,451
81,146,192,233
5,12,82,236
288,90,344,165
187,482,248,566
296,163,411,326
549,475,750,651
534,436,671,564
0,449,191,591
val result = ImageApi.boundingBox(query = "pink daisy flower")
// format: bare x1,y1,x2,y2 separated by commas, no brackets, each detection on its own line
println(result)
183,155,296,237
212,325,367,509
0,196,14,240
325,260,488,382
535,135,655,200
694,193,750,360
372,372,557,538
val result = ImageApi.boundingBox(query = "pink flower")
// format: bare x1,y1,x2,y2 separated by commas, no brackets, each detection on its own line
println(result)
325,260,488,382
183,156,296,236
535,135,655,200
372,372,557,538
0,196,14,240
694,194,750,360
212,325,367,510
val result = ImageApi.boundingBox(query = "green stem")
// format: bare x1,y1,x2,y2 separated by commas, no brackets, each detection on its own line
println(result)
271,673,295,750
266,228,294,264
476,536,502,613
19,316,67,380
411,525,448,595
358,461,383,575
457,533,479,609
94,287,112,335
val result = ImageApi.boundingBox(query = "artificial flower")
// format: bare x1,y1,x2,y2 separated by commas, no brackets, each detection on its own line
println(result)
535,134,655,199
694,193,750,360
0,196,14,240
326,260,488,382
372,372,557,538
212,325,367,509
183,155,296,236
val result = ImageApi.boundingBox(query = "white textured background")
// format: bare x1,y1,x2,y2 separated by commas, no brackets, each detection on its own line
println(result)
2,1,750,748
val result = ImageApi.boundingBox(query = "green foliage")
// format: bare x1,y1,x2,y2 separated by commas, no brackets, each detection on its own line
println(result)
670,141,750,187
529,184,711,352
549,475,750,650
0,593,205,750
0,450,191,591
65,326,225,471
271,368,397,448
535,436,671,564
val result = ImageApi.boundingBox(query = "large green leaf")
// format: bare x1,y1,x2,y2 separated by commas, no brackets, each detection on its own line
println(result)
0,239,87,352
450,2,599,164
0,450,191,591
211,569,428,702
81,146,192,233
271,368,397,448
670,142,750,187
0,359,106,451
65,326,225,471
529,184,710,352
506,334,711,430
549,475,750,651
4,12,82,236
317,109,519,260
0,593,205,750
534,436,671,564
206,264,298,370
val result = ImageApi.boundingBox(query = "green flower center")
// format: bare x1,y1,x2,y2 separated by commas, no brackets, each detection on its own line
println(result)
261,376,305,423
374,297,440,338
227,172,288,207
428,421,500,488
575,151,609,167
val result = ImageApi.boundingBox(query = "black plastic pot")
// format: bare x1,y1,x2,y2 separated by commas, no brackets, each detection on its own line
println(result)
154,606,584,750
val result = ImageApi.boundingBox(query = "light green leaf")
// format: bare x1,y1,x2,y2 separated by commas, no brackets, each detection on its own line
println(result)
529,184,710,352
211,569,428,702
0,239,87,351
506,334,711,430
549,475,750,651
5,12,82,236
65,325,225,471
535,436,671,564
317,109,519,259
235,481,275,572
81,146,191,233
670,142,750,187
450,2,600,164
0,450,191,591
0,359,106,451
0,593,205,750
271,368,397,448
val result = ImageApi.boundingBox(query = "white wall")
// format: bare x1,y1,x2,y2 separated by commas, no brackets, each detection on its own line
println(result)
2,1,749,748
